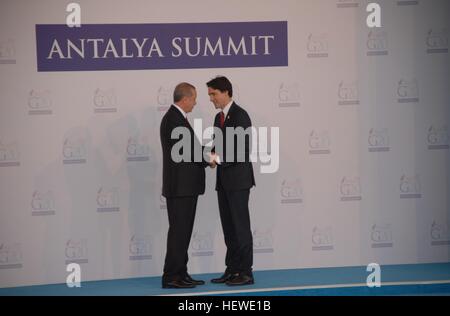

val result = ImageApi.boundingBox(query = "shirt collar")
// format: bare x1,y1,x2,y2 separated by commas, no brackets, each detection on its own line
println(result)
172,103,187,119
222,100,233,117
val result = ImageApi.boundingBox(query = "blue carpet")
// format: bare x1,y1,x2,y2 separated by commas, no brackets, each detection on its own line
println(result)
1,263,449,296
220,284,450,296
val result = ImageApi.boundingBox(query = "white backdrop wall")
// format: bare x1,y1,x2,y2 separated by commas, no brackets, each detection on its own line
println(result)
0,0,449,287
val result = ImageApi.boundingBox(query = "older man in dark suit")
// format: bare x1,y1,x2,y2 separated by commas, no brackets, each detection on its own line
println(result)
160,82,214,288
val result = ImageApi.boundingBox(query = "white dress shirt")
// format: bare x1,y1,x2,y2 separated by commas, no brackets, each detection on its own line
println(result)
221,100,233,118
214,100,233,165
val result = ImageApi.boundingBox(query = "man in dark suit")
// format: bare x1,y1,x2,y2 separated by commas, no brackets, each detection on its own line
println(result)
207,76,256,286
160,82,214,288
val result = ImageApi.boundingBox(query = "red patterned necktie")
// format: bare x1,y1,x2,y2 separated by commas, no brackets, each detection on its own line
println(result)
219,111,225,128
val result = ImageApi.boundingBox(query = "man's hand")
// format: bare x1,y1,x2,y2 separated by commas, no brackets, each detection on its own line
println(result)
208,153,217,168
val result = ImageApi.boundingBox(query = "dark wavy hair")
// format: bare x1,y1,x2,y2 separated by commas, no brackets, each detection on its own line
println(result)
206,76,233,97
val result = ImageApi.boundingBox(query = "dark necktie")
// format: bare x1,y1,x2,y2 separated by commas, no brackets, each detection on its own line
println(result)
219,111,225,128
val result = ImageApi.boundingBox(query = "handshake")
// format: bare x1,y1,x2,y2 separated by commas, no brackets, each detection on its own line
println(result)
208,152,219,168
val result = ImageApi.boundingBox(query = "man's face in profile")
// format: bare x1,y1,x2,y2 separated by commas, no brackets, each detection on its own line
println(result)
184,89,197,113
208,87,229,110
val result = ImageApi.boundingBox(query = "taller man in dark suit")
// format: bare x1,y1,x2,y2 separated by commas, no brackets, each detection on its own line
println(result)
207,76,256,286
160,82,213,289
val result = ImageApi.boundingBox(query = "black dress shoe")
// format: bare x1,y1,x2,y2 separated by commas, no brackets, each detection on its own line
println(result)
162,279,196,289
225,274,254,286
211,272,237,284
183,275,205,285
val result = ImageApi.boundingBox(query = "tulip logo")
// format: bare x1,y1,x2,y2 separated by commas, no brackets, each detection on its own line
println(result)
312,226,334,251
129,234,152,260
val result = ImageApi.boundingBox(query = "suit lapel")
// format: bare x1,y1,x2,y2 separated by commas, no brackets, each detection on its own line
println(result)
223,102,236,128
214,102,236,131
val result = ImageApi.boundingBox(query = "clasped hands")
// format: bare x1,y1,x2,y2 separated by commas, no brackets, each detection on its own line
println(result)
208,153,219,168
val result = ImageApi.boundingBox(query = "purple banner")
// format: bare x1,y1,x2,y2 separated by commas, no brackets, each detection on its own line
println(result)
35,21,288,72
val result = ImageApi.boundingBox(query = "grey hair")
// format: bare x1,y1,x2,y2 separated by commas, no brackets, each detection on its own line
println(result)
173,82,195,103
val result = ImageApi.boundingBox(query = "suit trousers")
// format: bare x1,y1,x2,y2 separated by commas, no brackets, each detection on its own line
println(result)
217,188,253,275
163,195,198,281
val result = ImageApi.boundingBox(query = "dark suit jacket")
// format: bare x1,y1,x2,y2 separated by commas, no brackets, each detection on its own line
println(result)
213,102,256,191
160,105,209,198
